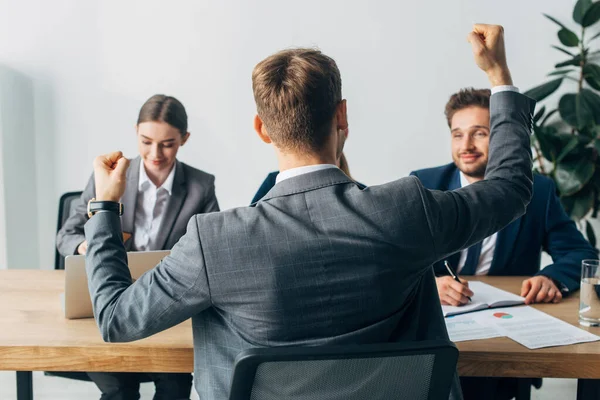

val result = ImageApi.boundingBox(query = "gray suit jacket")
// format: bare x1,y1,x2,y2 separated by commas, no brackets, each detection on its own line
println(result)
85,91,535,399
57,157,219,255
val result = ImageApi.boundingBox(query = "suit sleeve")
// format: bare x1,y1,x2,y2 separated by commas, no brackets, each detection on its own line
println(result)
202,175,220,213
56,173,96,257
85,212,211,342
537,180,598,292
417,91,535,262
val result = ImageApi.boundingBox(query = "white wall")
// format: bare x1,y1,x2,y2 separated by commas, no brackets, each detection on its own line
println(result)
0,0,593,269
0,66,40,269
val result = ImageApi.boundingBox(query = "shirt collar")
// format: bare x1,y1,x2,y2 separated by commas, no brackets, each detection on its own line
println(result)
139,160,176,195
459,172,470,188
275,164,339,184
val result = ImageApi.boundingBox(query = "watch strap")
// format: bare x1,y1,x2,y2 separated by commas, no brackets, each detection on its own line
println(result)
88,199,123,218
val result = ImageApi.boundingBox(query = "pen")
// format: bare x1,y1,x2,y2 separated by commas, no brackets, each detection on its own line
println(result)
444,260,472,302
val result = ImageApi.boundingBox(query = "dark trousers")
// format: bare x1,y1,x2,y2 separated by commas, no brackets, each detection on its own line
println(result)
460,377,542,400
87,372,192,400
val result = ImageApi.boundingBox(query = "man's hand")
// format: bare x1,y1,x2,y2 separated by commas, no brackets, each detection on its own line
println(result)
521,276,563,304
77,240,88,255
93,151,130,202
436,276,475,306
467,24,513,87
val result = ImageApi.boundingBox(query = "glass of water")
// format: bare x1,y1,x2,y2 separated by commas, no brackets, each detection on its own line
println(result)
580,259,600,327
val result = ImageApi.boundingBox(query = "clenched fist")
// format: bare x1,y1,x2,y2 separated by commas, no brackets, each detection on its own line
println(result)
467,24,513,87
93,151,130,202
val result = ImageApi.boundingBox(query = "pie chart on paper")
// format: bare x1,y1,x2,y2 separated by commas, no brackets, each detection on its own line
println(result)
493,312,513,319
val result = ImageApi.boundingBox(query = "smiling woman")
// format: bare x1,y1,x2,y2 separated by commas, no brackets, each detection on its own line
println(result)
55,93,220,400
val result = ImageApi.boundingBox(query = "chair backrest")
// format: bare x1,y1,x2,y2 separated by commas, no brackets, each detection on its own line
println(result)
54,191,83,270
228,340,458,400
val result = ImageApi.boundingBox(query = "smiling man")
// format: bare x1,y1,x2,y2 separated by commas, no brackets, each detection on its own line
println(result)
411,87,598,400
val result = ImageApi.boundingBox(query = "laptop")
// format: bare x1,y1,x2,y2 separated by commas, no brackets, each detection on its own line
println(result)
63,250,170,319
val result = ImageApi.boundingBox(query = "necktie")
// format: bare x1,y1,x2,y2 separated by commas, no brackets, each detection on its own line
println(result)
461,241,483,276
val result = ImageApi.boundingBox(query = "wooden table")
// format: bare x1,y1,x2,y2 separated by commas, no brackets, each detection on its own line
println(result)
0,270,194,400
1,271,600,399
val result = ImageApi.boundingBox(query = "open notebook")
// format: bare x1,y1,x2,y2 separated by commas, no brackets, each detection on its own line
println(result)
442,281,525,317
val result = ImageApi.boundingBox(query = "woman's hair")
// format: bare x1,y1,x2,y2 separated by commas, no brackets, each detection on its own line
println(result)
339,153,352,178
137,94,188,136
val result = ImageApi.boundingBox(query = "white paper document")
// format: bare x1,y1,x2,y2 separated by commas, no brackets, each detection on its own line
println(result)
445,313,504,342
441,281,525,317
467,306,600,349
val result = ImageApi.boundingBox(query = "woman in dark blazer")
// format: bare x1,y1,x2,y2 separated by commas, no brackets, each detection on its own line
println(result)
56,94,219,400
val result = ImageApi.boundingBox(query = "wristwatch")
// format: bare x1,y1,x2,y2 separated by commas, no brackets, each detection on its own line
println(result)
87,198,124,218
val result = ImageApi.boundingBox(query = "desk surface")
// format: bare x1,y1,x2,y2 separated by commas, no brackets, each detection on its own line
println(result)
0,270,193,372
0,270,599,377
459,276,600,378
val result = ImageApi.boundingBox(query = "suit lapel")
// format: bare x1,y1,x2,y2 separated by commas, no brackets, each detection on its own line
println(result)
121,157,140,250
489,218,522,274
156,160,187,249
447,167,461,191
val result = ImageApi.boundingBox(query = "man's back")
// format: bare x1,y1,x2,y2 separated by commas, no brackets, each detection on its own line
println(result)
192,169,448,395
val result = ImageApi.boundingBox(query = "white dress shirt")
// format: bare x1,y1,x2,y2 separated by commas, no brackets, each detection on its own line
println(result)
132,162,176,251
276,164,339,184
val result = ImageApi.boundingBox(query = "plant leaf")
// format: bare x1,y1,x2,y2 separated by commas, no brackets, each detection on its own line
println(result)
582,2,600,26
559,90,600,128
586,219,597,247
559,93,579,127
574,0,593,24
555,54,583,68
540,109,559,126
551,45,575,57
581,88,600,125
558,28,580,47
555,157,596,196
589,31,600,43
544,13,567,29
557,137,581,162
561,189,595,220
548,69,574,76
533,125,557,161
583,63,600,90
524,78,563,101
533,105,546,123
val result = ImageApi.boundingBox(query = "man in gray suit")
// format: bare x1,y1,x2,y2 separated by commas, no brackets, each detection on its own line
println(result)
84,24,534,399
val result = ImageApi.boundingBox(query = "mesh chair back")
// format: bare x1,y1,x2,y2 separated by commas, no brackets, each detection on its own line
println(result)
229,340,458,400
54,191,83,270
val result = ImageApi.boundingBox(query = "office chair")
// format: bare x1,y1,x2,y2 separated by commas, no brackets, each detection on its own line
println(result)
228,340,459,400
54,191,83,270
46,191,92,381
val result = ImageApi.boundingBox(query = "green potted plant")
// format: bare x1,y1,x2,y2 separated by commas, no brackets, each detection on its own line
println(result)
524,0,600,246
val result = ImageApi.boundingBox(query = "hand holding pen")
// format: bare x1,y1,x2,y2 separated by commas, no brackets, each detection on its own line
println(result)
434,260,474,306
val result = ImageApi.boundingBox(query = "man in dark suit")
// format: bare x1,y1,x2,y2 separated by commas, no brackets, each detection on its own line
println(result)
411,87,597,400
83,25,533,400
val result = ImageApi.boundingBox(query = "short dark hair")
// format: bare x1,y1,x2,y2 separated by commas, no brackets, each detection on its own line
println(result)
444,88,491,127
137,94,188,136
252,48,342,152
